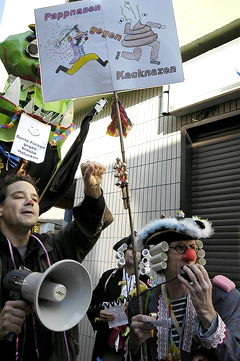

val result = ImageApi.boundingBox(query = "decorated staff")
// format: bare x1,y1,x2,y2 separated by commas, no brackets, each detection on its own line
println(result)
110,91,149,360
111,92,141,298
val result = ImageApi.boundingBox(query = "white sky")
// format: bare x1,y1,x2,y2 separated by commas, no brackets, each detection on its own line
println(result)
0,0,65,91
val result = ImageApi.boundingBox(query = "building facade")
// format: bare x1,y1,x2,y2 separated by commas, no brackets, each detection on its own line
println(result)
73,91,240,360
68,1,240,359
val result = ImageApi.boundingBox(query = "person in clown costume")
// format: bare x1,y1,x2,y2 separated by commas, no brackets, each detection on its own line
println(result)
123,213,240,361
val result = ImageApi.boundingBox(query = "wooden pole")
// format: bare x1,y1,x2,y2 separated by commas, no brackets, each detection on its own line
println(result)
113,91,141,297
113,91,148,361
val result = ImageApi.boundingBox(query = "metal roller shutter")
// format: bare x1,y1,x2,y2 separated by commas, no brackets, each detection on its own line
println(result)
181,113,240,288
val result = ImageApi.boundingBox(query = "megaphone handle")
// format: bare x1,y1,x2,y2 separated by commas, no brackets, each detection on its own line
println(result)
5,332,16,342
4,290,21,342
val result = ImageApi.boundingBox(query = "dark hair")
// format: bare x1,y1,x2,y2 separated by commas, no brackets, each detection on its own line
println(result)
0,174,37,204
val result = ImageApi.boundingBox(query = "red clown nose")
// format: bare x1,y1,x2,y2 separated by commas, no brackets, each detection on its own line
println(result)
182,248,196,262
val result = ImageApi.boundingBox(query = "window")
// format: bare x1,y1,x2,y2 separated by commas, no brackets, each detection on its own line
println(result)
181,111,240,288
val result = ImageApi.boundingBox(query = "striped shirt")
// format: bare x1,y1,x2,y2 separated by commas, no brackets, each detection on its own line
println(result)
170,296,187,348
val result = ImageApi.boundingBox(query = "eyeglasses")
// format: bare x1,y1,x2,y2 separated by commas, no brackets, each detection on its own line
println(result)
169,243,199,254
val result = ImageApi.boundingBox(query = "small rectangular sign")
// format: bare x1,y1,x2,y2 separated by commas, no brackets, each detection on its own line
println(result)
11,114,51,163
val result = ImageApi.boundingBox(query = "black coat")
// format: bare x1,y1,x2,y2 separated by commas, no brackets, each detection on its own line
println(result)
87,267,149,361
0,196,113,361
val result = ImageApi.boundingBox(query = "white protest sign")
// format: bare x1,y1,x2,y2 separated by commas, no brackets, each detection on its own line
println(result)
11,114,51,163
35,0,184,102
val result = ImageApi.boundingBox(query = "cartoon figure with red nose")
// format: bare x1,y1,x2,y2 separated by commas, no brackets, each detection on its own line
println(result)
56,27,108,75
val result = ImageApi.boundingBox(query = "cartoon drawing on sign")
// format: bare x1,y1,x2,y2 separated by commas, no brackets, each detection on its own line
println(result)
28,125,41,136
119,1,166,65
55,25,108,75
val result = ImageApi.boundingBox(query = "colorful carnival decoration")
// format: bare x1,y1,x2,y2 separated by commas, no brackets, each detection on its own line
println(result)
0,25,105,214
0,25,75,149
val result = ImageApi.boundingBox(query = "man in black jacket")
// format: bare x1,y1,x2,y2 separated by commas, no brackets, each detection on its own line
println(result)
0,160,113,361
87,235,150,361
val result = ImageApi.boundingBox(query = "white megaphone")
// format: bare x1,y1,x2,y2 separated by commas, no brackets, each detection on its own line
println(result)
3,259,92,333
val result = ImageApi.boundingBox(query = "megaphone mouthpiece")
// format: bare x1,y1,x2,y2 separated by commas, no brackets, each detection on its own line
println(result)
38,279,67,302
